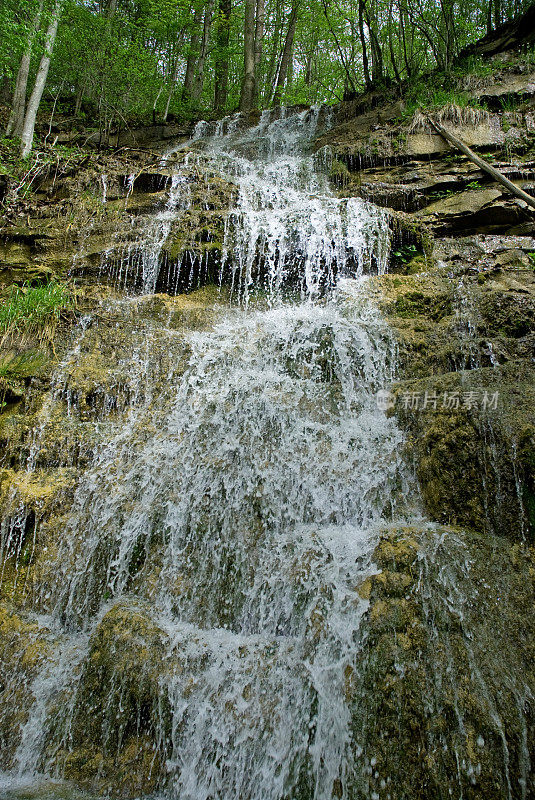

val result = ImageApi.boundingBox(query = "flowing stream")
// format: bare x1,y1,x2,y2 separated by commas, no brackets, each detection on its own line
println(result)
1,108,420,799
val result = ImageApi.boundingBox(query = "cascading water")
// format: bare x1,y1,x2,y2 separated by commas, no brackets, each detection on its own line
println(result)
196,108,390,303
0,108,420,799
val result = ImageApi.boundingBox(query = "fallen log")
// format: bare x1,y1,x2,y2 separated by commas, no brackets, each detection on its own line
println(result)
427,116,535,212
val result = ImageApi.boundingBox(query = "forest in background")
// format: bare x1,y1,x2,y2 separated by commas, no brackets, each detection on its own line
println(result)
0,0,534,156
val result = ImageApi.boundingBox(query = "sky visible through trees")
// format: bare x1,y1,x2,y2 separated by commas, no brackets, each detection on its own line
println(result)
0,0,532,154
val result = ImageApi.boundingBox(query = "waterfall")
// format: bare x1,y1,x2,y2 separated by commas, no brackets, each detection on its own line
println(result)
0,108,419,799
97,107,390,300
196,107,391,302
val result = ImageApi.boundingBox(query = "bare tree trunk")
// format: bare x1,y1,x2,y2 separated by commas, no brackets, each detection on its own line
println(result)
164,52,181,122
438,0,457,69
20,0,62,158
163,85,175,122
192,0,214,102
74,82,84,116
253,0,265,101
304,53,313,86
487,0,494,33
362,1,383,83
286,39,295,88
183,5,204,102
387,5,401,84
240,0,256,112
7,53,31,137
264,0,282,103
271,2,298,106
358,0,372,88
399,1,412,78
152,84,163,122
494,0,502,28
6,0,43,138
214,0,231,111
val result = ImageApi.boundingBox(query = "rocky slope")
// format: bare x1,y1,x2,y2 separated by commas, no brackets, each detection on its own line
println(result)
314,55,535,546
0,59,534,799
318,58,535,798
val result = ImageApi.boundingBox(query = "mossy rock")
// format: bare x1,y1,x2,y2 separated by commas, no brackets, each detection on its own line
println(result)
0,349,53,383
60,736,160,798
0,467,77,606
55,602,171,797
393,363,535,541
478,290,535,338
391,288,453,321
350,524,535,800
0,603,52,768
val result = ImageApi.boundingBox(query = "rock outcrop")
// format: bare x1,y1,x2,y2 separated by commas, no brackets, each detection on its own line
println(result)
354,524,535,800
1,60,535,799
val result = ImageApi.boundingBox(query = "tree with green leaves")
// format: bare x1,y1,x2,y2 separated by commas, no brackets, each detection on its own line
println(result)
2,0,534,155
20,0,62,157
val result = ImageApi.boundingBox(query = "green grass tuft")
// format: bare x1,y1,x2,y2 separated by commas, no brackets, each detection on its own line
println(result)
0,281,74,340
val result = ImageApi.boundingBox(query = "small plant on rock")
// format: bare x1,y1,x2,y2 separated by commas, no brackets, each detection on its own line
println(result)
0,280,75,343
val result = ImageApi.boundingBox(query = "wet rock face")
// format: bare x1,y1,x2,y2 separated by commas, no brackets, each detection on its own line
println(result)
317,80,535,790
0,604,52,769
0,287,233,795
369,243,535,370
368,254,535,542
1,96,535,799
0,150,234,297
330,149,535,236
0,287,226,615
350,194,535,544
57,602,170,797
394,364,535,539
354,525,535,800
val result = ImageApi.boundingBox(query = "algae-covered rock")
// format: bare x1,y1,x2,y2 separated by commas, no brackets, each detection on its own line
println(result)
367,247,535,542
0,603,52,769
351,524,535,800
0,467,77,608
393,363,535,541
371,247,535,374
56,602,171,797
0,279,234,796
2,94,535,800
1,148,234,296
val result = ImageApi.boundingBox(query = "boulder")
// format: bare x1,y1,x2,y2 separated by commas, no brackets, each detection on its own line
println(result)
351,524,535,800
417,188,533,234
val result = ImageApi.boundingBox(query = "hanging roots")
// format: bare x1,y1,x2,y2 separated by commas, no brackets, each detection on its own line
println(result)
409,104,489,132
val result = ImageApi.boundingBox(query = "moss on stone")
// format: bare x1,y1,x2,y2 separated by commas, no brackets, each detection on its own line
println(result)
393,363,535,540
0,603,52,768
351,524,535,800
55,602,170,797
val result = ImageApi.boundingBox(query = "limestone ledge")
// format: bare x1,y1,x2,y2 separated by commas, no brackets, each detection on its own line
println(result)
0,151,234,292
364,251,535,542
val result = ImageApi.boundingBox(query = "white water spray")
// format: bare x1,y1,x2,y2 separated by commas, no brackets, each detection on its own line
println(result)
2,108,417,800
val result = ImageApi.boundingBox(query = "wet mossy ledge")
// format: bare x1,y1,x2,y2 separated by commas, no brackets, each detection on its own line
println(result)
0,146,235,297
364,242,535,543
354,524,535,800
